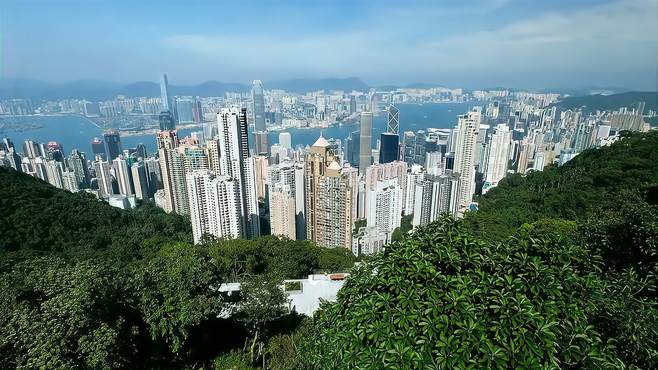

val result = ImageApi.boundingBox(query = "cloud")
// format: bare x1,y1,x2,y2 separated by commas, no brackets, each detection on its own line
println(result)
160,0,657,88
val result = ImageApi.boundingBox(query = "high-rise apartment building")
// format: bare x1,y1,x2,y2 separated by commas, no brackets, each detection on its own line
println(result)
186,170,242,244
484,124,511,187
366,178,402,242
305,135,353,248
268,160,306,240
113,156,134,196
453,108,481,212
217,108,260,239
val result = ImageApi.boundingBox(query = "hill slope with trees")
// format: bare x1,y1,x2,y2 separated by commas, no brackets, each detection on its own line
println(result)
299,132,658,369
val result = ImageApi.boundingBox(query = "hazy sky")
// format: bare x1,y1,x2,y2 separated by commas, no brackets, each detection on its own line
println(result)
1,0,657,90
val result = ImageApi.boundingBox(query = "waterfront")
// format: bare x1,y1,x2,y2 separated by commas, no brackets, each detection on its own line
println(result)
1,102,478,156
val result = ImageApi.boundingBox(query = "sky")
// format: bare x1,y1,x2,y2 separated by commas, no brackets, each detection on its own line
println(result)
1,0,657,90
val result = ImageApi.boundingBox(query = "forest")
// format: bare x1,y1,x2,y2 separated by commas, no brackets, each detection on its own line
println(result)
1,131,656,368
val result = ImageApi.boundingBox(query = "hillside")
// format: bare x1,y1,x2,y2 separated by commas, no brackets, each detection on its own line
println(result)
0,168,355,368
300,132,658,369
1,133,657,368
552,91,658,113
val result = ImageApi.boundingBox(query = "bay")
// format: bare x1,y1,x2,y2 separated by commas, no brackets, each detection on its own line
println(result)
1,102,478,157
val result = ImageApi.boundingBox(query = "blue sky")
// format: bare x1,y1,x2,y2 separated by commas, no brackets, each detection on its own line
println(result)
1,0,656,90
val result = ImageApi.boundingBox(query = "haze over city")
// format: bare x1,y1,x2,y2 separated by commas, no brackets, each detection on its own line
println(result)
2,0,657,90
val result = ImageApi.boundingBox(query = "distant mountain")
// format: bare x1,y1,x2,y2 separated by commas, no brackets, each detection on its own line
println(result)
552,91,658,113
0,77,369,100
267,77,369,93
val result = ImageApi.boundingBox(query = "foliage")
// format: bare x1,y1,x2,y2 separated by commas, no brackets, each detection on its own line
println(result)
391,214,413,242
207,236,354,281
212,350,257,370
465,131,658,241
0,257,135,369
300,218,653,368
130,243,224,355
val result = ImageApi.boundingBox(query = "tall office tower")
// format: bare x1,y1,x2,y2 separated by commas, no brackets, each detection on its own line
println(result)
305,135,353,248
131,161,149,200
157,131,188,214
268,160,306,240
344,130,360,167
44,160,64,189
186,170,242,244
91,138,106,160
279,132,292,149
113,156,134,196
349,96,357,115
453,108,481,212
387,105,400,134
359,111,373,175
159,110,177,131
252,80,266,132
402,131,415,166
484,124,511,186
176,98,195,123
379,132,400,164
103,131,122,161
404,165,425,215
67,149,89,188
217,108,260,239
61,170,79,192
193,97,203,123
366,178,402,242
160,73,172,111
23,140,41,159
253,131,269,156
474,125,490,172
269,183,297,239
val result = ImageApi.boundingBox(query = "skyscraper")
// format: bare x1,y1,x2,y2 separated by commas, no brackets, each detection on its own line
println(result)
113,156,134,196
131,161,149,200
269,183,297,239
484,124,511,187
176,97,195,123
159,110,176,131
253,131,269,156
217,108,260,239
279,132,292,149
359,111,373,175
366,178,402,243
157,131,189,214
453,108,481,211
268,160,306,240
160,73,172,111
379,132,399,164
91,138,106,160
252,80,266,132
186,170,242,244
305,135,353,249
387,105,400,134
103,131,122,161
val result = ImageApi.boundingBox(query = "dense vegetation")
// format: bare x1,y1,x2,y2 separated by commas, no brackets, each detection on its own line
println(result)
0,168,355,368
1,131,657,368
300,132,658,368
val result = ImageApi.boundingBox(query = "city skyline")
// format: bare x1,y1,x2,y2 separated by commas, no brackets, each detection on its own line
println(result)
1,0,656,90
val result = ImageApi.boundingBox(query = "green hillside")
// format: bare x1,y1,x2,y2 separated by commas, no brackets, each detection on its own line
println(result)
552,91,658,113
0,132,657,369
300,132,658,369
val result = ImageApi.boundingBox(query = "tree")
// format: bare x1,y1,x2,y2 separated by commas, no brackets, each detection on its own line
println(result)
300,217,656,368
